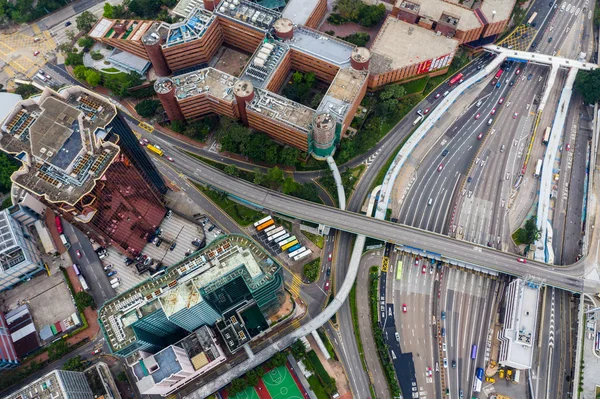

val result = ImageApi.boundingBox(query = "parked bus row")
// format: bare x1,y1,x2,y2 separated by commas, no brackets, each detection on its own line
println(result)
254,217,312,260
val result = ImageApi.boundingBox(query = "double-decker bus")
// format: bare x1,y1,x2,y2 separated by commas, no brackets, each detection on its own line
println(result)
55,216,63,234
542,126,551,145
527,11,538,26
254,216,272,228
396,261,403,280
473,367,484,393
471,344,478,359
449,72,464,86
256,218,274,231
147,144,164,156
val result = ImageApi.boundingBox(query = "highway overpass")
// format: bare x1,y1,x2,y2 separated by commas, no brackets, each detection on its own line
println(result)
178,153,594,293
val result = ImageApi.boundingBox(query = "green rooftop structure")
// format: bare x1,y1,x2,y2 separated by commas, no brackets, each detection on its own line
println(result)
98,234,284,357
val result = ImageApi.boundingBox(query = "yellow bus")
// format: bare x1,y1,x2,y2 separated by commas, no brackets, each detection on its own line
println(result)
281,240,299,251
147,144,164,156
396,260,403,280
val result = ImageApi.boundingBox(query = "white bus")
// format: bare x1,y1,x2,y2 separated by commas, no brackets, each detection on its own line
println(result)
274,233,290,244
266,226,283,238
294,249,312,261
542,126,551,145
534,159,543,178
268,230,287,242
78,275,90,291
289,246,307,258
60,234,70,249
279,236,296,247
412,115,423,126
263,225,277,234
253,216,272,227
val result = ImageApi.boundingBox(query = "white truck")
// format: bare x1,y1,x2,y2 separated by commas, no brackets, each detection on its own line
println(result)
110,277,121,289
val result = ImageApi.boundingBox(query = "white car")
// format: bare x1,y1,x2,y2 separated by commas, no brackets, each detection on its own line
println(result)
443,343,447,351
443,358,448,368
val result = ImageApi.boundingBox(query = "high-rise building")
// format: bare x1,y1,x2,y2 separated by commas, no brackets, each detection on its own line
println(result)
0,312,19,371
0,205,44,291
498,278,540,369
0,86,167,255
98,235,284,358
4,369,94,399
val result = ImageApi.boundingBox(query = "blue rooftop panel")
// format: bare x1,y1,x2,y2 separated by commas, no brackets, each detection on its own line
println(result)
151,347,182,383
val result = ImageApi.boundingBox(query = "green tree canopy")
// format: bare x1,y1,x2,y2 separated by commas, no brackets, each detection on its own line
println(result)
63,355,86,371
14,84,40,100
47,339,70,361
135,99,161,118
85,69,102,87
0,153,18,193
224,164,239,177
65,51,84,67
77,36,95,50
73,65,88,80
74,291,95,311
575,69,600,104
76,11,97,33
336,0,363,20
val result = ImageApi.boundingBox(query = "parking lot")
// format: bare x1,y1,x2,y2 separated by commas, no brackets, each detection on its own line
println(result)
98,213,223,293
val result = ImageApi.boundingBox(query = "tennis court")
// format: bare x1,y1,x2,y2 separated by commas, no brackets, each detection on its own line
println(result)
263,365,304,399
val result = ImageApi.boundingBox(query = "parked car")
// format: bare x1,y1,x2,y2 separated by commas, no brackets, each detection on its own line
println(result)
402,304,407,313
107,270,117,277
103,264,113,271
169,242,177,251
125,258,134,266
65,21,72,26
76,250,82,258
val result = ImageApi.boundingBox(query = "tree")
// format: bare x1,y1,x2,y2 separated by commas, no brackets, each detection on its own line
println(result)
66,30,76,42
157,9,172,23
117,371,128,382
265,167,284,189
253,169,265,186
245,370,259,387
63,355,86,371
14,84,40,100
228,377,248,396
85,69,101,87
77,36,95,50
47,339,70,361
0,153,18,192
357,4,386,27
279,147,299,166
64,51,84,66
267,352,287,369
57,42,75,54
340,32,370,47
135,99,161,118
336,0,363,20
224,164,239,177
379,84,406,100
74,291,95,311
291,339,307,359
103,3,114,18
73,65,88,80
128,0,162,18
575,69,600,104
76,11,97,33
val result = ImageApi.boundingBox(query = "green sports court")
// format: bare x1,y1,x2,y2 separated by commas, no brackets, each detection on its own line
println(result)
227,365,305,399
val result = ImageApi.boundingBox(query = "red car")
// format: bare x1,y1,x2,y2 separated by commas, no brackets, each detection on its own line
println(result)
414,258,419,266
422,264,427,274
517,258,527,263
566,143,571,151
477,132,483,140
474,113,481,120
498,97,504,104
328,253,332,261
424,108,430,114
437,164,444,172
33,51,40,56
76,250,82,258
435,93,441,99
139,140,145,146
513,112,518,119
402,304,407,313
166,156,174,162
142,138,149,145
92,349,101,355
324,280,330,291
516,68,521,75
491,108,496,115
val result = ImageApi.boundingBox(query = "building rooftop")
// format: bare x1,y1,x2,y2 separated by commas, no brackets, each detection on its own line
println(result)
4,370,90,399
479,0,517,25
98,235,280,353
370,17,459,74
162,8,216,47
281,0,320,26
287,27,354,67
0,87,119,205
169,68,237,102
501,279,540,368
215,0,280,32
239,38,288,89
248,89,315,134
316,67,368,124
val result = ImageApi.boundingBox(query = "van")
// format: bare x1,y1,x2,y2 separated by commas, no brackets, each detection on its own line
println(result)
443,91,449,97
487,118,493,125
476,100,483,107
111,280,120,289
391,350,397,360
428,198,433,206
500,145,505,152
395,332,400,342
560,2,565,11
442,327,446,337
109,277,120,285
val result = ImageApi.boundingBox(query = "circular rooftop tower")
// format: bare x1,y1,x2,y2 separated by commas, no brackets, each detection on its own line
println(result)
274,18,294,40
233,80,255,125
311,112,337,159
142,31,171,77
154,78,184,121
351,47,371,71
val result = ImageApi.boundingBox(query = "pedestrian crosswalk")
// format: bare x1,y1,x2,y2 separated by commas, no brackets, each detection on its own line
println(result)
291,319,301,330
289,274,302,298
